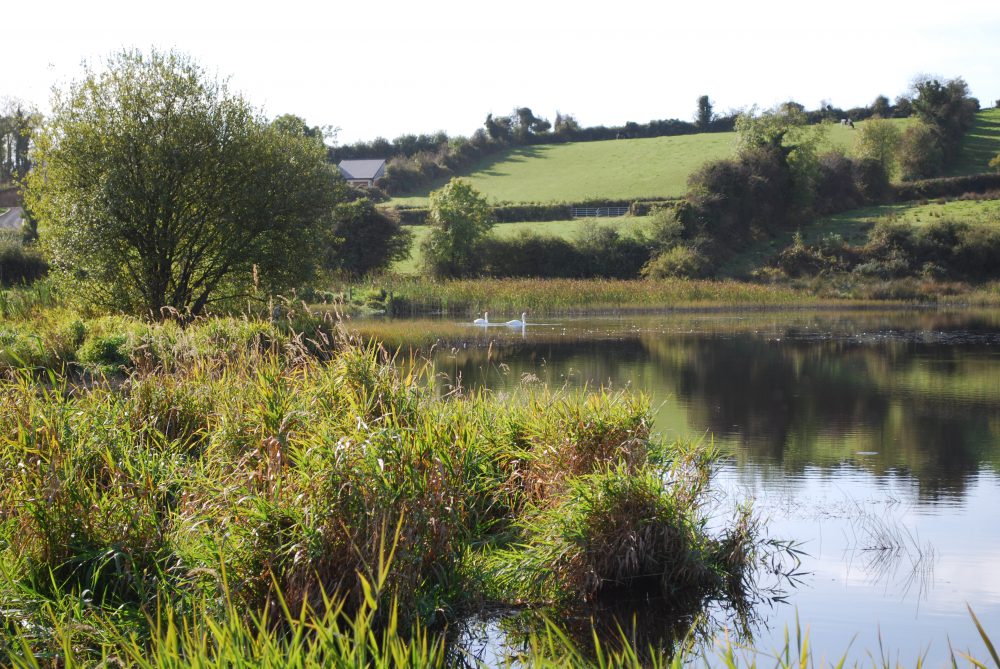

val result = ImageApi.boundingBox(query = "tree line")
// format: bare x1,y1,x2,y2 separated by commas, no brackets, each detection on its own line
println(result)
0,100,39,184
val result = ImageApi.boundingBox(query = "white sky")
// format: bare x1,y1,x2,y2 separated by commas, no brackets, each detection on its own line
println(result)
5,0,1000,144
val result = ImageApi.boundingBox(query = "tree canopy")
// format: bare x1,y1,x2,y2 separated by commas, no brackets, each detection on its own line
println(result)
26,49,342,316
420,179,494,278
326,197,412,278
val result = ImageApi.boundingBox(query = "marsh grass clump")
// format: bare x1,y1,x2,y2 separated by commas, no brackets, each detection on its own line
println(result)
486,440,751,612
516,391,653,502
0,314,776,666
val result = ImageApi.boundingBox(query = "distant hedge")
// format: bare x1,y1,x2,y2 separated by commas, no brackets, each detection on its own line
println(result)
893,173,1000,201
478,226,651,279
392,198,679,226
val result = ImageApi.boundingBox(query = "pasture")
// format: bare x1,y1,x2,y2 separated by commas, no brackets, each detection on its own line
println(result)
389,119,912,206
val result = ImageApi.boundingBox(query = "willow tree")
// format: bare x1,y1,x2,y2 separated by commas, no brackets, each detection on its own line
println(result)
26,49,341,316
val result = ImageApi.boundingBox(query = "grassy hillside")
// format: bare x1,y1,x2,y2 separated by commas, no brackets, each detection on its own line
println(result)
389,119,910,206
946,107,1000,176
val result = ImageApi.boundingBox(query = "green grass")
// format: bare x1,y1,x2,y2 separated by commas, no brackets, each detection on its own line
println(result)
392,216,650,274
947,107,1000,176
378,277,838,316
389,120,908,207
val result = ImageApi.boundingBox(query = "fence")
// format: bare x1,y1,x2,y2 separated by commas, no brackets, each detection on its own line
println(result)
570,206,630,218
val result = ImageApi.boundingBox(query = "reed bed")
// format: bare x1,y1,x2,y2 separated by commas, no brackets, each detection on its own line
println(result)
378,277,826,317
0,315,775,666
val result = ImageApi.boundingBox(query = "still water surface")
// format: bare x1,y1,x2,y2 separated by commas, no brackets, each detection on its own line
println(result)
367,309,1000,665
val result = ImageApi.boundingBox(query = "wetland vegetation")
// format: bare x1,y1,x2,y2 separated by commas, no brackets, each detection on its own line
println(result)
0,302,797,667
5,48,1000,667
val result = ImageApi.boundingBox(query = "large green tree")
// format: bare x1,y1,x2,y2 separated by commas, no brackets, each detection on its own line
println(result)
326,197,412,278
26,49,341,316
420,179,493,277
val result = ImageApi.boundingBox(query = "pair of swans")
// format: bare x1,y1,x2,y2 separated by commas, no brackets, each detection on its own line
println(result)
473,312,527,328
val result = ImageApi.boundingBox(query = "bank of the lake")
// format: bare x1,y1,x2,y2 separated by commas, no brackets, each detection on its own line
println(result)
328,276,1000,319
0,310,788,667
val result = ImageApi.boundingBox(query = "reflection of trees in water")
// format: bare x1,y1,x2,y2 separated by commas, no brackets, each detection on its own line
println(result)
642,336,892,458
639,333,1000,501
432,339,656,394
431,329,1000,501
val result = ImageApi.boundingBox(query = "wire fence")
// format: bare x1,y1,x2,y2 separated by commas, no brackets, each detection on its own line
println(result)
569,206,630,218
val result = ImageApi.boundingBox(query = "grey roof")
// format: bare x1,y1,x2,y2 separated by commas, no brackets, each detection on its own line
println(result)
338,159,386,181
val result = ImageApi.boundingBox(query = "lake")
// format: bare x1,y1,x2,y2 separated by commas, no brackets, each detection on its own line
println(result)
356,308,1000,665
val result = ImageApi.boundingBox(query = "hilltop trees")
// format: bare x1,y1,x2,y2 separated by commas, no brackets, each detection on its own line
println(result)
26,49,342,316
895,76,979,179
695,96,714,129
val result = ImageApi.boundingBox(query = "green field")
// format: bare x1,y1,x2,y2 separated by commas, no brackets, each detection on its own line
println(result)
946,107,1000,176
390,119,914,206
392,216,651,274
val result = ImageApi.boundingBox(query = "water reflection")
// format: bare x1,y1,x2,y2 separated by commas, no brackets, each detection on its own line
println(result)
409,311,1000,502
353,309,1000,665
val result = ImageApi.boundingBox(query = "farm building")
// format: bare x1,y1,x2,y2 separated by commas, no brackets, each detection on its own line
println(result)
338,159,386,187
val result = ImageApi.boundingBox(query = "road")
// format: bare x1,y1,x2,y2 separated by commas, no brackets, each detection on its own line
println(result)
0,206,23,230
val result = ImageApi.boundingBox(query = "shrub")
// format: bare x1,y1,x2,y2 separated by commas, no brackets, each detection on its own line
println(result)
489,456,754,607
641,205,686,255
854,157,892,202
898,121,945,180
813,152,863,215
479,232,583,278
477,225,652,280
77,332,131,371
774,236,842,277
326,198,413,278
685,145,794,244
575,223,651,279
642,245,709,279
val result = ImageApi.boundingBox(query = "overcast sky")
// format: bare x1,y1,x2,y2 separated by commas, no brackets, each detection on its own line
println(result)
6,0,1000,144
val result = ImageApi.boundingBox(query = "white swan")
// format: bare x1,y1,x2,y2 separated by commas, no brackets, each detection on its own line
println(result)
505,312,527,328
473,312,489,325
